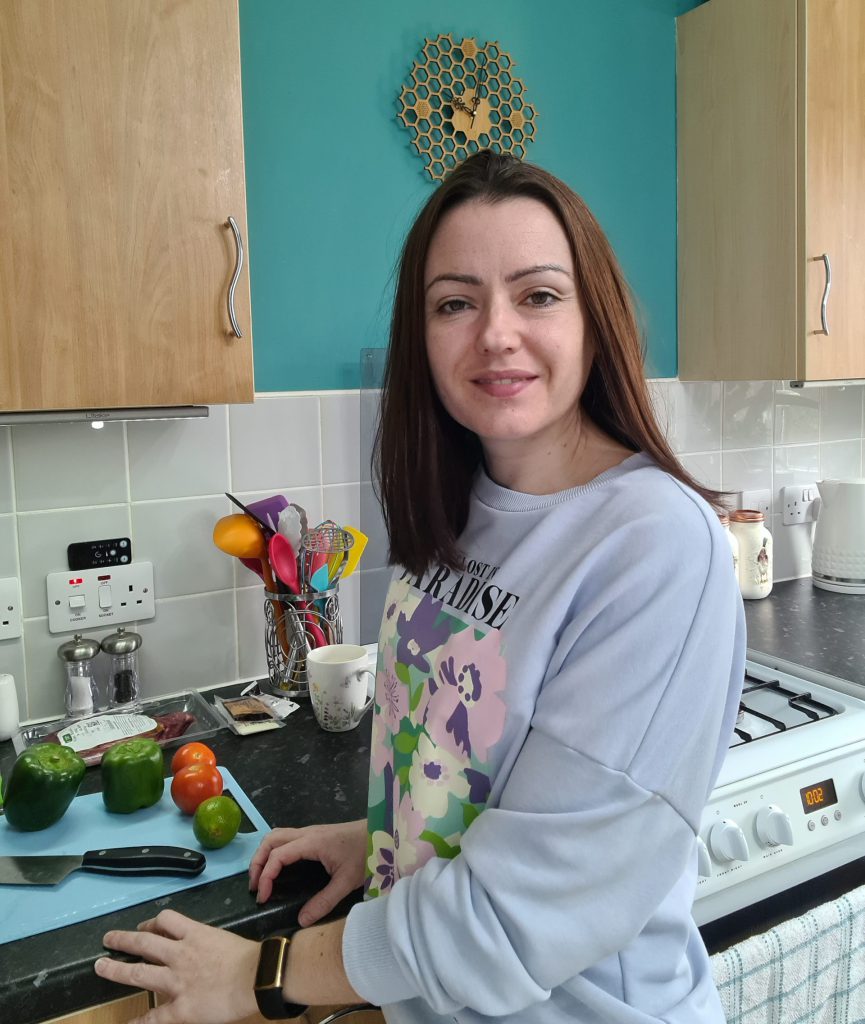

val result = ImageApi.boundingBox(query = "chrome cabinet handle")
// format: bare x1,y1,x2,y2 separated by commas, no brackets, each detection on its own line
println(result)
818,252,831,335
226,216,244,338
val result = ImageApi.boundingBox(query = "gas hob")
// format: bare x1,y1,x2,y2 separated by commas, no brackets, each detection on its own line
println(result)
693,654,865,925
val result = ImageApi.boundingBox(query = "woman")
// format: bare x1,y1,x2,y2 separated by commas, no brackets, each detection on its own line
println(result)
95,152,745,1024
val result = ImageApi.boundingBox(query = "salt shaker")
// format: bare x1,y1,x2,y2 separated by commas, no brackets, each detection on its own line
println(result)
729,510,773,599
0,673,20,741
58,634,101,718
101,627,143,708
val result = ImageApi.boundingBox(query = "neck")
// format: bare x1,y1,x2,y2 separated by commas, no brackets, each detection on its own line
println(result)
482,414,633,494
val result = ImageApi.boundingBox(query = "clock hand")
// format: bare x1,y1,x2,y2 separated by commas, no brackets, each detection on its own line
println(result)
450,95,474,115
471,60,488,110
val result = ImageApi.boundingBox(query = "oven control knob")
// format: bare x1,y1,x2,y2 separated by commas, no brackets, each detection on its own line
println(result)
708,819,750,863
755,805,794,848
696,836,712,877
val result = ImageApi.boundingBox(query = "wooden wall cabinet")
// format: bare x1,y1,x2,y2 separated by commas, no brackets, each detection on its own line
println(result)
677,0,865,382
0,0,254,412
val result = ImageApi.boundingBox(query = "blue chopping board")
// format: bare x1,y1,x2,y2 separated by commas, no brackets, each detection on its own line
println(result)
0,767,270,945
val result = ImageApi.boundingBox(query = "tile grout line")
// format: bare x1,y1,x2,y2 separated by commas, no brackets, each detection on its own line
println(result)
5,425,29,718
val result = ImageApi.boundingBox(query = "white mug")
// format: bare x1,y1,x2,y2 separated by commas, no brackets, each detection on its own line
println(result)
306,644,375,733
0,673,20,742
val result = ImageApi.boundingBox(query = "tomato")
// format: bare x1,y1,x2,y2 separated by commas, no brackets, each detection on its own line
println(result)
170,764,223,816
170,742,217,775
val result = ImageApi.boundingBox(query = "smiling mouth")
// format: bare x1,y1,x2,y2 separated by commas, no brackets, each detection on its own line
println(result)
473,374,537,385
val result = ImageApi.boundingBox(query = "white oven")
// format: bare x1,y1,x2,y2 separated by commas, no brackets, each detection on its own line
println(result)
694,653,865,946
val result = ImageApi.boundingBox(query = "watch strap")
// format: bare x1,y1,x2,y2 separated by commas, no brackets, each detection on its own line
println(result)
254,936,309,1020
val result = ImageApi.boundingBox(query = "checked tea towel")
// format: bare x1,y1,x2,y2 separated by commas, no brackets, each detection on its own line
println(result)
710,882,865,1023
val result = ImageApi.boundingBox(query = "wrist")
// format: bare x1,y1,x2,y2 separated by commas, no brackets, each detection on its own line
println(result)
254,936,309,1020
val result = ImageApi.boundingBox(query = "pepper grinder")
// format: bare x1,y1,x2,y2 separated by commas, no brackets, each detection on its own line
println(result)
101,627,143,709
58,634,101,718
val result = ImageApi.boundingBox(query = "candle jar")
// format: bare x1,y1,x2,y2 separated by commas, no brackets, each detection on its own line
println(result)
729,509,773,599
57,634,101,718
101,627,143,709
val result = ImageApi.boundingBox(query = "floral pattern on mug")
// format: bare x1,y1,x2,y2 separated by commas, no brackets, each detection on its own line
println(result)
366,576,508,898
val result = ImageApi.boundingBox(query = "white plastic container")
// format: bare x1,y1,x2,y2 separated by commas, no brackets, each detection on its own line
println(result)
0,673,20,741
730,510,773,600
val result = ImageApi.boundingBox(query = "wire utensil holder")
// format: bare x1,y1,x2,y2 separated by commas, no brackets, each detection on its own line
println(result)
263,587,342,697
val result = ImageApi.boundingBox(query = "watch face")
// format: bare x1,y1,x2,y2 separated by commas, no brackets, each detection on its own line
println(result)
255,936,286,990
397,35,537,182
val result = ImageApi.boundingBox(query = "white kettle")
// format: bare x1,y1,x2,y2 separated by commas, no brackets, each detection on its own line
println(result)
812,479,865,594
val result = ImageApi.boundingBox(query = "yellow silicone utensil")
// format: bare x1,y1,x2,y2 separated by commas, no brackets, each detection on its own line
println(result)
340,525,368,580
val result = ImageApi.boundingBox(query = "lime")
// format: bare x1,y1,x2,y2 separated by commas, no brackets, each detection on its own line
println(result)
193,795,241,849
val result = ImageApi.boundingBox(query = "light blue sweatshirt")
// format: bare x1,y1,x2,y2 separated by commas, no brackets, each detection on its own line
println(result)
343,453,746,1023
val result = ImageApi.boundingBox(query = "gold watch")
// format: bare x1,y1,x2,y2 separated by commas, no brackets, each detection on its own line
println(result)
254,936,309,1020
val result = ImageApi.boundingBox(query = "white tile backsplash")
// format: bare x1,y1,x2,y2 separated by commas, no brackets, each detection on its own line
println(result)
722,381,774,449
0,428,13,513
321,393,361,484
128,406,230,501
1,382,864,722
774,384,820,445
820,385,864,443
12,421,128,511
132,496,234,598
228,396,321,491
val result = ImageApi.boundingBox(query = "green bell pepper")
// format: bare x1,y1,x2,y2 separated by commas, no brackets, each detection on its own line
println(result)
3,743,86,831
101,737,164,813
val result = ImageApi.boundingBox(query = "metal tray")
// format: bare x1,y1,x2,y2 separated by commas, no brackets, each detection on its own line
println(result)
12,689,224,766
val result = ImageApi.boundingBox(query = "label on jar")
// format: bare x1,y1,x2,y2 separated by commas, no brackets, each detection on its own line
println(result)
57,714,157,751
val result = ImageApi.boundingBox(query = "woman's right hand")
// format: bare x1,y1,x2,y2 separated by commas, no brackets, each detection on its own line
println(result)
248,818,368,926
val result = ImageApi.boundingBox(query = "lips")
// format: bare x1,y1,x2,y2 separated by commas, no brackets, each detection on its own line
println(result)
471,371,537,398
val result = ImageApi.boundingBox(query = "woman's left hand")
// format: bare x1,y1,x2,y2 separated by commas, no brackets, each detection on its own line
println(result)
94,909,261,1024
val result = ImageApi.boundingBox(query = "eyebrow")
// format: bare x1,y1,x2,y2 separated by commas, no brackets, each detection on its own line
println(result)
425,263,572,292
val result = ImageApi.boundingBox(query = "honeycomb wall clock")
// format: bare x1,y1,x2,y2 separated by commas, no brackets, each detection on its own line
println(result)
397,34,538,182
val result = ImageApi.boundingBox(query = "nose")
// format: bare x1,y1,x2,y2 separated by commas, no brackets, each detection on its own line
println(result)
476,295,520,354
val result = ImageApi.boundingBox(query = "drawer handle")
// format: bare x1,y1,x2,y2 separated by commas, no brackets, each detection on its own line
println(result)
226,216,244,338
818,252,831,336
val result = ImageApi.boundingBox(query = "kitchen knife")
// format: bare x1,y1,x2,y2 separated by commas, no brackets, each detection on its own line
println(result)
0,845,206,886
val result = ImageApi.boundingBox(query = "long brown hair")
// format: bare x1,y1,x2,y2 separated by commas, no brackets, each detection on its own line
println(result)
375,151,726,576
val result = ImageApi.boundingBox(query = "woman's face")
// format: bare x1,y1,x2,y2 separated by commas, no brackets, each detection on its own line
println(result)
424,197,593,466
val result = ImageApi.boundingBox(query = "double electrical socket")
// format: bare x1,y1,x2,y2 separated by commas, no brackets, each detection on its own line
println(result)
781,484,820,526
0,577,23,641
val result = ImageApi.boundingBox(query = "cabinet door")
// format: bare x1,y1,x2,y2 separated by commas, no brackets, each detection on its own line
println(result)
40,993,151,1024
677,0,799,381
0,0,254,411
803,0,865,380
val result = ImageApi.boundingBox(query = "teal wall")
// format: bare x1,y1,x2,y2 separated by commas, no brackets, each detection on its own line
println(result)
239,0,702,391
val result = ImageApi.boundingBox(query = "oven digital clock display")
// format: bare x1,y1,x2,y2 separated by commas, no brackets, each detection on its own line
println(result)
799,778,838,814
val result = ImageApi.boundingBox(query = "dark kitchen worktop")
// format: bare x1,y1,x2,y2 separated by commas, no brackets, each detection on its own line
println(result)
744,576,865,688
0,685,371,1024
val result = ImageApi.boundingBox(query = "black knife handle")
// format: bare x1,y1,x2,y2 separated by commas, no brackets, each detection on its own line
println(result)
81,846,206,877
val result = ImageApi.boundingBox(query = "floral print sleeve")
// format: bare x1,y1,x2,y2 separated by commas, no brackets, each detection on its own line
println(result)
365,575,508,898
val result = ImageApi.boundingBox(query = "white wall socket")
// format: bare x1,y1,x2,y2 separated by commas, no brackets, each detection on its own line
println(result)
0,577,23,641
782,484,820,526
46,561,155,634
735,489,772,517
